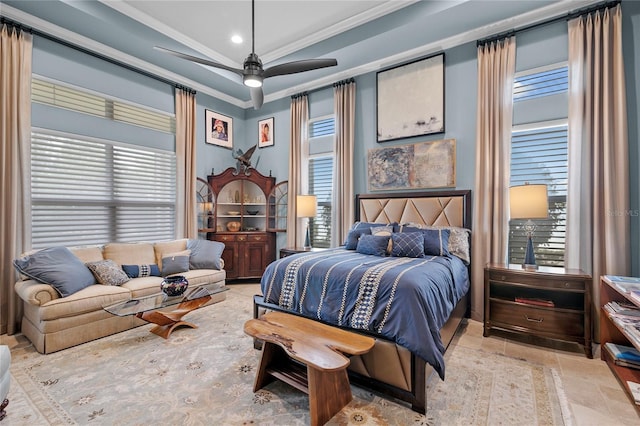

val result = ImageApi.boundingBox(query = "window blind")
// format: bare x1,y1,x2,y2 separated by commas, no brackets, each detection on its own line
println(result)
31,130,176,248
309,156,333,248
513,65,568,102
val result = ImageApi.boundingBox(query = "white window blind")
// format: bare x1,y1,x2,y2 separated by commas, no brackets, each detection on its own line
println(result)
32,77,176,133
307,117,335,248
514,64,568,102
509,123,567,267
31,130,176,248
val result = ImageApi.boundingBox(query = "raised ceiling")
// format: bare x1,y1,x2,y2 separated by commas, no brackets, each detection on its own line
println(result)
2,0,600,109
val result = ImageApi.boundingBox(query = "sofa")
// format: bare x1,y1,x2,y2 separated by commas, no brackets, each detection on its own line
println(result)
13,239,226,354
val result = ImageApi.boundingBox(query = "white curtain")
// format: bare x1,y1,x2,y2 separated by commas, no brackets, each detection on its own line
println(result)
332,79,356,247
175,88,197,239
0,24,32,335
287,94,309,247
566,4,629,335
470,36,516,321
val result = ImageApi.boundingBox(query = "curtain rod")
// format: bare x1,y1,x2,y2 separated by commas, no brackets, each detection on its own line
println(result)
0,15,196,94
477,0,621,47
291,77,356,99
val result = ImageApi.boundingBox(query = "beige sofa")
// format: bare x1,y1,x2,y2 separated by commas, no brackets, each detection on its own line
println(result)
14,239,226,354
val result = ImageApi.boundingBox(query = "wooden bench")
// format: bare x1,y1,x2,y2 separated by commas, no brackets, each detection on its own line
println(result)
244,311,375,426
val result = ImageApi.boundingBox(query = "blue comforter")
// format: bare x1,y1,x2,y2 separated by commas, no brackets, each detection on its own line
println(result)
260,248,470,379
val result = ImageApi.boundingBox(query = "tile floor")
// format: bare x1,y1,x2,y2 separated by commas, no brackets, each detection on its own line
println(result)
2,283,639,425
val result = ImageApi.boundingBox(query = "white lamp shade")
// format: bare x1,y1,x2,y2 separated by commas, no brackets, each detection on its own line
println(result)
297,195,317,218
509,184,548,219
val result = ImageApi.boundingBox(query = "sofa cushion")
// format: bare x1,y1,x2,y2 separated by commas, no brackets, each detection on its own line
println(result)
36,284,130,322
103,242,156,267
86,260,130,286
186,239,224,270
13,247,97,297
122,264,161,278
120,276,165,298
154,240,187,270
70,246,104,263
161,250,191,276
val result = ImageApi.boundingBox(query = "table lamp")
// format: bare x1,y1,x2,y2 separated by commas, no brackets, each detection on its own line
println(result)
297,195,317,249
509,183,548,270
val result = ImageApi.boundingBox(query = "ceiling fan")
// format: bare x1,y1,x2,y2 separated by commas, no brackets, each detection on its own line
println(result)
155,0,338,109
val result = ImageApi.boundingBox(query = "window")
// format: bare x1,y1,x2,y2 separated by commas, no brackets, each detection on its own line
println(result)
509,123,567,267
513,65,568,102
31,130,176,248
305,117,335,248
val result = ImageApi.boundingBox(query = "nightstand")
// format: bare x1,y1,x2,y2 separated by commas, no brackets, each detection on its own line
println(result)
484,263,592,358
279,247,325,258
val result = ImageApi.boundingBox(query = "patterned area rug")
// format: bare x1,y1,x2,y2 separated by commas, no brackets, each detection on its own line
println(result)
6,289,568,425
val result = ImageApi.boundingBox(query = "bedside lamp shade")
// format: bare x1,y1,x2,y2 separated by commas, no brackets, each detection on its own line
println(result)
297,195,317,249
509,184,548,270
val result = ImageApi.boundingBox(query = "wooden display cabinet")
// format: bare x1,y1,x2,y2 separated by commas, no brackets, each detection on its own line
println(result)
207,167,276,280
600,275,640,411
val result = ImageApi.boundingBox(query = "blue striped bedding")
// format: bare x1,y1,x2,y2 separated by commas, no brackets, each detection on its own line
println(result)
260,248,470,379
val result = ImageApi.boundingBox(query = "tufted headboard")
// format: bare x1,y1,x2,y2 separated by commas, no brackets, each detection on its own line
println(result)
355,190,471,229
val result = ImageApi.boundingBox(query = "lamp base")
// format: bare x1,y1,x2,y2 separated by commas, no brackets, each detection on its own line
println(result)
522,234,537,271
304,225,312,250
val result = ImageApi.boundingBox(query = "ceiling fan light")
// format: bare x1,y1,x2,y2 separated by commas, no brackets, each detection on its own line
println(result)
243,75,263,88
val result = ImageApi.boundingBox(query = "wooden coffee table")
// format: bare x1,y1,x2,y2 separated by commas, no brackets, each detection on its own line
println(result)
104,287,227,338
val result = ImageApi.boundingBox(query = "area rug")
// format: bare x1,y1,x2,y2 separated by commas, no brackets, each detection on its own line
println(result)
6,288,568,425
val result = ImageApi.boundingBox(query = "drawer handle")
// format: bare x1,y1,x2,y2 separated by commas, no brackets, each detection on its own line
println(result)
499,275,506,281
524,315,543,323
564,282,570,287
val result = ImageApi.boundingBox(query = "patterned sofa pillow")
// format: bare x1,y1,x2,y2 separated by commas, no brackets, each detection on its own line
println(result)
121,264,161,278
86,259,130,286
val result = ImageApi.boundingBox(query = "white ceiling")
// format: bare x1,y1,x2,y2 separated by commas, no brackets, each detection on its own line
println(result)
2,0,601,109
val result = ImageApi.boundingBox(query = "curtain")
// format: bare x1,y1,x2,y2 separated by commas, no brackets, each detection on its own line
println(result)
175,88,197,239
287,94,309,247
566,4,629,337
0,25,33,335
470,36,516,321
332,79,356,247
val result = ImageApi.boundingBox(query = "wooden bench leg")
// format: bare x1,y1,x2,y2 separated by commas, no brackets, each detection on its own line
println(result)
308,367,351,426
253,341,279,392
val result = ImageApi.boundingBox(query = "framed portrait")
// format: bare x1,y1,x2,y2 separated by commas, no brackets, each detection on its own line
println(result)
258,117,274,148
376,52,445,142
205,109,233,149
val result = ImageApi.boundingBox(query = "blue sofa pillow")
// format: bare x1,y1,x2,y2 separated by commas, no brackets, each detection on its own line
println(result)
186,239,225,270
122,264,161,278
13,246,96,297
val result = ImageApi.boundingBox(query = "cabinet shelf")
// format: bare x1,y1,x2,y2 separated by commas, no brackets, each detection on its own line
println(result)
600,275,640,410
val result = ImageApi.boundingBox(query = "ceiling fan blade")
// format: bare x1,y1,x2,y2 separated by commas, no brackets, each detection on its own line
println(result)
250,87,264,110
154,46,243,75
263,58,337,78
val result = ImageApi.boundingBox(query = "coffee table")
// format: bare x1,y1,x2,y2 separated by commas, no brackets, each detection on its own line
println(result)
104,286,227,339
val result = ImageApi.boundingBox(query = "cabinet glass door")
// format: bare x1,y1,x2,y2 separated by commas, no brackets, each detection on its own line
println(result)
218,180,266,232
196,178,215,239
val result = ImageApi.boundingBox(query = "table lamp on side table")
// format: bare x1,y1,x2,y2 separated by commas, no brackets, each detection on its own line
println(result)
509,183,548,270
297,195,317,250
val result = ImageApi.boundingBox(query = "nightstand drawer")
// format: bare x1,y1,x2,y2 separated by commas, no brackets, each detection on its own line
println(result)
490,300,584,337
489,271,585,291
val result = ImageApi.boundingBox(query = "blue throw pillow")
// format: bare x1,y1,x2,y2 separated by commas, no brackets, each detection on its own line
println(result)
187,239,225,270
423,229,451,256
356,234,390,257
161,250,191,276
344,227,372,250
390,232,425,258
13,246,96,297
122,264,161,278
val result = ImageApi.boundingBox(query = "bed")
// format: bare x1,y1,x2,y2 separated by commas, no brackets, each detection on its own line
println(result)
253,190,471,413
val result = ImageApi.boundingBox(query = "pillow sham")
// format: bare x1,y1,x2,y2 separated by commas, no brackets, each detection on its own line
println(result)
356,234,390,257
161,250,191,276
86,259,130,286
122,264,161,278
422,229,451,256
13,246,96,297
186,239,225,270
390,232,425,258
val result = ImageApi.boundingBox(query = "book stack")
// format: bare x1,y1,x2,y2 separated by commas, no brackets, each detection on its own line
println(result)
604,275,640,295
604,342,640,370
604,300,640,318
627,381,640,405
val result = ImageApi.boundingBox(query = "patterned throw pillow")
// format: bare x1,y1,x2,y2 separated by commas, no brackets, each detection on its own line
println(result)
161,250,191,276
86,259,130,286
422,229,451,256
391,232,425,258
402,223,470,263
121,264,161,278
356,234,390,257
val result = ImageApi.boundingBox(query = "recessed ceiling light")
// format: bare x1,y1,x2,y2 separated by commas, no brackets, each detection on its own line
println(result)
231,35,243,44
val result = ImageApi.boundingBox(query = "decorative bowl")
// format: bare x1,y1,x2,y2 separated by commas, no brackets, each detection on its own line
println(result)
227,211,240,216
246,210,259,215
227,221,241,232
161,275,189,297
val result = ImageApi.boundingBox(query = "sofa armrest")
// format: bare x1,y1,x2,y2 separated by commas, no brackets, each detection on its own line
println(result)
14,279,59,306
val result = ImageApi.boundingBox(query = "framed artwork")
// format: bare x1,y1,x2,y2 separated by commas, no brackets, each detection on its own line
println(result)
367,138,455,191
376,52,445,142
205,109,233,149
258,117,274,148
